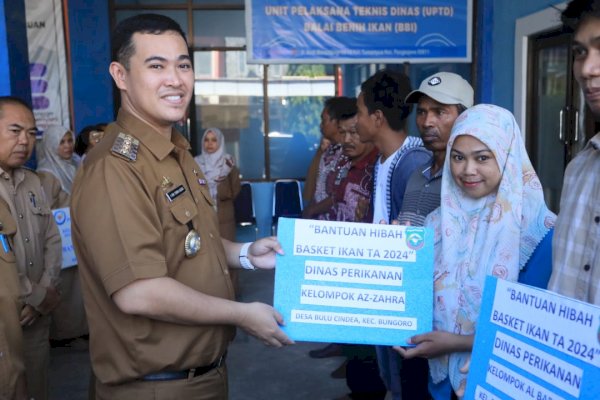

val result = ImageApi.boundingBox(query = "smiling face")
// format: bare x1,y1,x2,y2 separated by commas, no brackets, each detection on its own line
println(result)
203,130,219,154
450,135,502,199
57,131,74,160
0,103,37,172
573,16,600,117
109,31,193,137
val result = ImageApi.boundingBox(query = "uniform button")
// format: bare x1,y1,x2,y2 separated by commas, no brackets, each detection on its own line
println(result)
185,210,191,217
24,237,29,243
18,214,23,219
224,269,229,275
584,264,591,271
194,198,199,203
595,216,600,223
209,233,214,239
28,261,33,267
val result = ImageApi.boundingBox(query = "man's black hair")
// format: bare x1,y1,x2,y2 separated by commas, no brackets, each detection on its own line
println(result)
562,0,600,32
112,13,188,69
0,96,33,119
338,97,358,121
324,96,357,122
360,69,413,131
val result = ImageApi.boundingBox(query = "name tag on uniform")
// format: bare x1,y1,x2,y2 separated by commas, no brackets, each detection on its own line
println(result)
166,185,186,202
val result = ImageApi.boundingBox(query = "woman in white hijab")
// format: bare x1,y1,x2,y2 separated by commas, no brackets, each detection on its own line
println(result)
36,125,88,344
394,105,556,399
194,127,241,241
37,125,77,197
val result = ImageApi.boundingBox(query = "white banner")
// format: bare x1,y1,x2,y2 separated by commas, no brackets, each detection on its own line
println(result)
25,0,70,131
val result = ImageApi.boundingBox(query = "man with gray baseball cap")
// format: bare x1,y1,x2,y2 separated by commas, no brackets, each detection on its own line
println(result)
405,71,474,109
396,72,474,226
392,72,474,399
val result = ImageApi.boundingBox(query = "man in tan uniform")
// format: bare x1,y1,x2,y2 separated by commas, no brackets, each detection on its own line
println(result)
71,14,292,399
0,196,27,400
0,97,62,400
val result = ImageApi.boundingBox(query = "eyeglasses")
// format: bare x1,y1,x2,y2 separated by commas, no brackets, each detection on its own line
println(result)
90,130,105,144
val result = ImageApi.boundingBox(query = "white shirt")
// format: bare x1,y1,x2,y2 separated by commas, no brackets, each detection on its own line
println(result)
372,149,399,224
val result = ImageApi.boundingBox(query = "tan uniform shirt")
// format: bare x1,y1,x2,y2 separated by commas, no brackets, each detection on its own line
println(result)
0,168,62,308
71,110,235,384
216,166,241,241
38,171,69,209
0,198,24,399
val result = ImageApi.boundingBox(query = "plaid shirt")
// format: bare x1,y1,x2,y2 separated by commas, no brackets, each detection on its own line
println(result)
548,132,600,305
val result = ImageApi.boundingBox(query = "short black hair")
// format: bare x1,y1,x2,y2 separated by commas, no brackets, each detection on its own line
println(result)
562,0,600,32
338,97,358,121
112,13,188,69
0,96,33,119
324,96,357,121
360,69,413,131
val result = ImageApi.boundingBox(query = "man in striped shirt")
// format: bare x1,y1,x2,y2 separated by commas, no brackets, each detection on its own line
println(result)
397,72,473,226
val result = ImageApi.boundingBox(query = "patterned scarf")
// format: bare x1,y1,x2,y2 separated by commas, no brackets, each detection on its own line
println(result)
426,104,556,392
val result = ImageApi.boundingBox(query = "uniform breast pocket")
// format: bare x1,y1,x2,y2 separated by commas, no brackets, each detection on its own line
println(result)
168,196,198,226
28,200,52,221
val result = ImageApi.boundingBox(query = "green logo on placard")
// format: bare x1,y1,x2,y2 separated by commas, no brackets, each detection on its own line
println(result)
406,228,425,250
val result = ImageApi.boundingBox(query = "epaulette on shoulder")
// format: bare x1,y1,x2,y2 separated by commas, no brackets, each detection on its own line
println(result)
111,132,140,162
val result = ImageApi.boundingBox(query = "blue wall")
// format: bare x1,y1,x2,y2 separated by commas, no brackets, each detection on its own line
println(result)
0,0,31,101
67,0,113,133
6,1,570,138
0,0,10,94
483,0,564,110
34,1,572,239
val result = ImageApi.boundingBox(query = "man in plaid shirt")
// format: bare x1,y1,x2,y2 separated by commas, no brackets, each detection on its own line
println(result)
548,0,600,305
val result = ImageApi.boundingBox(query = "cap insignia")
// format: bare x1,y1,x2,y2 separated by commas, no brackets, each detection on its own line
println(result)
428,77,442,86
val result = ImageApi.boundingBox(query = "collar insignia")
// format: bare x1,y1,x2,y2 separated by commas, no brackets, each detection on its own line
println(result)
111,133,139,162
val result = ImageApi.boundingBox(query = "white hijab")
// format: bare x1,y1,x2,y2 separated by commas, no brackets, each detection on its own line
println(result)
37,125,78,194
194,127,234,201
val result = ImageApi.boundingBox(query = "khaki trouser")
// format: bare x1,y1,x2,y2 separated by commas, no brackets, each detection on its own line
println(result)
94,364,228,400
22,314,50,400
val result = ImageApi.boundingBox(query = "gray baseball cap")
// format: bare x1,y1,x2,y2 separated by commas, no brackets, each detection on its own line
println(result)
405,72,474,108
